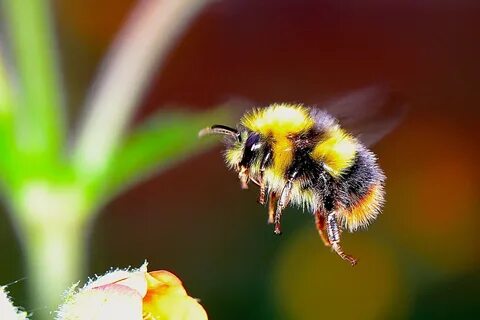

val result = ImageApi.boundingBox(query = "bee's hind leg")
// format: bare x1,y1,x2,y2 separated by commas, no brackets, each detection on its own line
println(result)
326,211,358,266
314,210,331,247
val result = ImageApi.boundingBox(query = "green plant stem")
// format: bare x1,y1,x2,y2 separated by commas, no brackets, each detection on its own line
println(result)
0,51,17,189
14,182,87,319
0,51,13,114
73,0,214,180
24,219,86,319
3,0,63,162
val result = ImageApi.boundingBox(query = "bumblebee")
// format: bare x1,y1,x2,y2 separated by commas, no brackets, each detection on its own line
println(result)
199,88,403,265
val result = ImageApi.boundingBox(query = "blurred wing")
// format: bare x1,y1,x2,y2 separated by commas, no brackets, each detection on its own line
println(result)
321,86,407,146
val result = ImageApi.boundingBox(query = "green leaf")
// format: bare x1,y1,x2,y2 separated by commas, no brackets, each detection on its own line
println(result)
90,106,236,206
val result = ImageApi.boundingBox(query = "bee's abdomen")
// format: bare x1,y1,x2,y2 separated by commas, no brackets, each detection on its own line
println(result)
336,146,385,231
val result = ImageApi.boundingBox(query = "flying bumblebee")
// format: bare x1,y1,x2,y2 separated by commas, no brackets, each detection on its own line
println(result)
199,87,404,266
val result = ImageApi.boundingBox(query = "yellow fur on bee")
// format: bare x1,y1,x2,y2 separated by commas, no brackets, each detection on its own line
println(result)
340,183,384,231
241,104,314,137
289,181,318,212
311,127,357,177
225,148,243,168
225,131,248,168
262,168,318,213
270,136,294,179
241,104,314,178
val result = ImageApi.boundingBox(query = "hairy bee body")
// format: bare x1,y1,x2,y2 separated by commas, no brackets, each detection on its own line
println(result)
228,104,385,230
201,102,390,265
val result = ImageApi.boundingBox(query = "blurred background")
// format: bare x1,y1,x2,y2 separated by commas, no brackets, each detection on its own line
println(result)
1,0,479,319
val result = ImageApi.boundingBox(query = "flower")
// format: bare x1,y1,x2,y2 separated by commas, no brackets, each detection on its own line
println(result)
57,263,207,320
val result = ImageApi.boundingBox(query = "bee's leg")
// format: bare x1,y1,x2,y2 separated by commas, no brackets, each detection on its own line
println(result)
238,166,250,189
267,192,277,224
314,210,331,247
326,211,358,266
258,150,272,205
258,177,266,205
274,179,294,235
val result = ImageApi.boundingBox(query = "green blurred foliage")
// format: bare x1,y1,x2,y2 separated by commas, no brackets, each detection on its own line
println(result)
0,0,232,317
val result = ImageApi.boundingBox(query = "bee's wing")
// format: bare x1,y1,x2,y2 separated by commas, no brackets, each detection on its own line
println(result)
321,86,407,147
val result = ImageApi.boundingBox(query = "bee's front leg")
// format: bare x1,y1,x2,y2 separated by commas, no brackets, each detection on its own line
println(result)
257,175,267,205
258,149,272,205
238,166,250,189
274,179,294,235
326,211,358,266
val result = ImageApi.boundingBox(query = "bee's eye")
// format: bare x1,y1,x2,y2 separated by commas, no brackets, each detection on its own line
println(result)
245,133,261,151
239,133,262,167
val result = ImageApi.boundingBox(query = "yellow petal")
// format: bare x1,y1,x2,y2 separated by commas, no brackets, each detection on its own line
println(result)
145,271,186,297
143,271,208,320
143,295,207,320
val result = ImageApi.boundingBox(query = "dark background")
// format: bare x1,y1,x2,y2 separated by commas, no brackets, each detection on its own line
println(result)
1,0,479,319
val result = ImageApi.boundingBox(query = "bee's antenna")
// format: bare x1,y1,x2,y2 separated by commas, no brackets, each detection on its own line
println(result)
198,125,240,141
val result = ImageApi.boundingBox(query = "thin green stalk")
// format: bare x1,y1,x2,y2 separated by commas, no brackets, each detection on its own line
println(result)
0,50,18,189
0,50,13,114
73,0,214,182
3,0,64,164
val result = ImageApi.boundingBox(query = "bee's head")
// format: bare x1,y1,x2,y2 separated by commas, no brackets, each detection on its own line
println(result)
198,124,262,172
